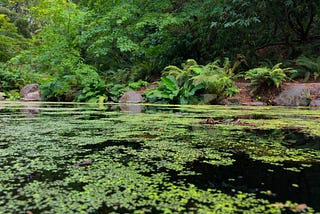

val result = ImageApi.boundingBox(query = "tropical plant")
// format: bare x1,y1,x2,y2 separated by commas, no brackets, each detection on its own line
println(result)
294,55,320,81
146,59,239,104
245,63,294,95
145,75,203,104
191,60,239,102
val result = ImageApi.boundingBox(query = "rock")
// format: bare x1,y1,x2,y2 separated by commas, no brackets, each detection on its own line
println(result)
0,92,5,101
273,84,311,106
309,99,320,107
20,84,41,101
295,204,308,212
73,160,92,166
119,90,143,103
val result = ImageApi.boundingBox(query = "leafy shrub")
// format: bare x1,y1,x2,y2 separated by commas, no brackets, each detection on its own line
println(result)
145,75,203,104
146,59,239,104
105,83,127,102
128,80,149,90
41,64,106,102
293,55,320,81
0,63,42,92
245,63,294,95
0,13,30,62
191,60,239,100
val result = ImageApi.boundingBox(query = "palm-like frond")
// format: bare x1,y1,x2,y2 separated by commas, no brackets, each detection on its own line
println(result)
245,63,291,94
162,65,190,85
296,56,320,72
296,55,320,80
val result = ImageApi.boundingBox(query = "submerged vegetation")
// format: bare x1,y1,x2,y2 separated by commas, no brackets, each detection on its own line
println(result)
0,103,319,213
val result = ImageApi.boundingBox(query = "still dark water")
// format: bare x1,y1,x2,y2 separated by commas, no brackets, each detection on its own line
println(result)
0,102,319,213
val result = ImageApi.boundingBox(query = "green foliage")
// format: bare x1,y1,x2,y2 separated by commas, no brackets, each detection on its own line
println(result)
40,64,106,102
146,75,203,104
147,59,239,104
128,79,148,90
105,83,127,102
0,13,30,62
294,55,320,81
245,63,294,95
191,59,240,99
0,63,42,91
3,89,20,100
75,0,180,75
1,0,320,102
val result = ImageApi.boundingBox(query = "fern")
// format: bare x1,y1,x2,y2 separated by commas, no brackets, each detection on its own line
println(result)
147,59,239,104
192,61,238,100
245,63,293,95
162,65,192,85
295,55,320,81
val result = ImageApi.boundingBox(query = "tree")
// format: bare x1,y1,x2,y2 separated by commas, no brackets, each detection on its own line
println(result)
0,12,29,62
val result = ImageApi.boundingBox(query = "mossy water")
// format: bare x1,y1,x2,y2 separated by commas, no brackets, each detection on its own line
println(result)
0,102,320,213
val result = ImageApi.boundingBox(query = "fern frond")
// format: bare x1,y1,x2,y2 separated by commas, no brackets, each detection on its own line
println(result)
296,56,319,72
272,63,282,70
162,65,183,76
185,59,198,67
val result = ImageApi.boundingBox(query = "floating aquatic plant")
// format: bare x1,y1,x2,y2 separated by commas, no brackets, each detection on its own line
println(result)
0,102,319,213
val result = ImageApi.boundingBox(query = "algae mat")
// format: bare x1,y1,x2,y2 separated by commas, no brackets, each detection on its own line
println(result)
0,102,320,213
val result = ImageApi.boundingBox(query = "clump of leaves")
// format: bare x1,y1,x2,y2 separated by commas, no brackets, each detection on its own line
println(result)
128,80,149,90
149,75,203,104
191,59,240,100
293,55,320,82
245,63,294,95
0,63,42,92
146,59,239,104
41,64,106,102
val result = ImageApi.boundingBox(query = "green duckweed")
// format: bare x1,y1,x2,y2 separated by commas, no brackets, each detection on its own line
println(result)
0,102,319,213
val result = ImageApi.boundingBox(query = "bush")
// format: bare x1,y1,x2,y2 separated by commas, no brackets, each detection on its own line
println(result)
293,55,320,82
0,63,42,92
245,63,294,95
146,59,239,104
40,64,107,102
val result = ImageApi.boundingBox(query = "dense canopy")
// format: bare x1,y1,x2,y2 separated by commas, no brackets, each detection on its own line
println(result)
0,0,320,102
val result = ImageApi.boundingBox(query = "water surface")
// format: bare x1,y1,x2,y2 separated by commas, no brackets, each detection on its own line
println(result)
0,102,319,213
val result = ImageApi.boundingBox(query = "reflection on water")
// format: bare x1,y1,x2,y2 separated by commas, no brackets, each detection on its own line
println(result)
20,102,41,117
0,102,41,117
0,102,320,213
119,103,143,113
185,154,320,210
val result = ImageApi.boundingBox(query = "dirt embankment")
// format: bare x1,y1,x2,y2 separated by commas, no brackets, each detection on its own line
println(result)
224,81,320,106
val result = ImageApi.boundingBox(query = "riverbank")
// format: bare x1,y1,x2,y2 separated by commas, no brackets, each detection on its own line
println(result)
222,81,320,106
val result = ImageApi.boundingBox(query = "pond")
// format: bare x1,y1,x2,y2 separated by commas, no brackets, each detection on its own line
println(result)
0,102,319,213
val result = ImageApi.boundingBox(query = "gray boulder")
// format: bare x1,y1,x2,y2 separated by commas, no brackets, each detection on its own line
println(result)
309,99,320,107
119,90,143,103
20,84,41,101
273,83,320,106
